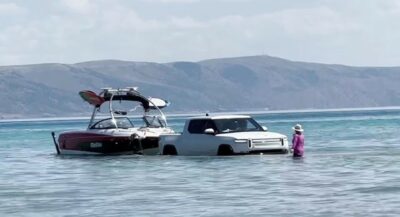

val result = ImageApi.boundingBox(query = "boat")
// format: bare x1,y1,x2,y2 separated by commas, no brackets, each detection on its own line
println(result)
51,87,175,155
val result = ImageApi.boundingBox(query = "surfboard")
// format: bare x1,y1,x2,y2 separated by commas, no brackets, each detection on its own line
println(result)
79,90,105,107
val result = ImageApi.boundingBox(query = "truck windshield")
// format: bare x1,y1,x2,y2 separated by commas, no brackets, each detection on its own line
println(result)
213,118,263,133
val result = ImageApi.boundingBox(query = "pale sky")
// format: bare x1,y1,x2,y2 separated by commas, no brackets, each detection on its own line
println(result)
1,0,400,66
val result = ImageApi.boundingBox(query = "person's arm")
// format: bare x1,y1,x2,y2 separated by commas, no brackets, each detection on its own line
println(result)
292,134,298,150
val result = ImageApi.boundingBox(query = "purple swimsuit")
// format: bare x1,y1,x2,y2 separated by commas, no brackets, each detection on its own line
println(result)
292,134,304,156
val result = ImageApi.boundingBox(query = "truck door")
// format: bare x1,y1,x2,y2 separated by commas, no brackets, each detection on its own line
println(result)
181,119,219,155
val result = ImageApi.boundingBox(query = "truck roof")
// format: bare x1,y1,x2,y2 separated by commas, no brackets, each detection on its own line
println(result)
188,114,251,120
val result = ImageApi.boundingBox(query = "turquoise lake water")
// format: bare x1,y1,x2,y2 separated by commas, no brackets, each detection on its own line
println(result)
1,109,400,216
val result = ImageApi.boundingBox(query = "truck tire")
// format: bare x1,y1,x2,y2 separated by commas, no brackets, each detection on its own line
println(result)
163,145,177,155
218,145,233,156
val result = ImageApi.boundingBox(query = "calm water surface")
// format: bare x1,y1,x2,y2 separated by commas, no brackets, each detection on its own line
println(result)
1,110,400,216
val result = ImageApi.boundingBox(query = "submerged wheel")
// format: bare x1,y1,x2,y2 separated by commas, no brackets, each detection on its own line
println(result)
218,145,234,156
163,145,177,155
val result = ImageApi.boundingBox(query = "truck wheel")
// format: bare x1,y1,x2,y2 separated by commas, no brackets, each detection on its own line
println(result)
163,145,177,155
218,145,233,156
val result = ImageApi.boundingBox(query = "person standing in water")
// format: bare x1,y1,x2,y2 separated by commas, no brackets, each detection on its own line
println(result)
291,124,305,157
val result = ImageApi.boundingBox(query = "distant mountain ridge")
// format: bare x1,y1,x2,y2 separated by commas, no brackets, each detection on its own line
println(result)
1,55,400,118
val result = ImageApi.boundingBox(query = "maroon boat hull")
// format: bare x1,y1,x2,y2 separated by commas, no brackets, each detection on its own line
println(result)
58,132,159,154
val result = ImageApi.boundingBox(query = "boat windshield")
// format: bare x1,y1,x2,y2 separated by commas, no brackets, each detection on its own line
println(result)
213,118,263,133
90,117,134,129
143,115,167,128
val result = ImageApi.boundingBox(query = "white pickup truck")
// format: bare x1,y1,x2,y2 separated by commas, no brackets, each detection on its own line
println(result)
159,115,289,156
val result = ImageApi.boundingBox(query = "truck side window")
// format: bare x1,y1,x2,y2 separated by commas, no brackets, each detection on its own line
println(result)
188,119,217,134
188,120,207,134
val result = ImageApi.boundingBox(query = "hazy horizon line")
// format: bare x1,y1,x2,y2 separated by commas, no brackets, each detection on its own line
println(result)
2,106,400,123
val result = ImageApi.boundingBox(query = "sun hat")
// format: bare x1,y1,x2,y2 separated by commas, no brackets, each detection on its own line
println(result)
292,124,304,132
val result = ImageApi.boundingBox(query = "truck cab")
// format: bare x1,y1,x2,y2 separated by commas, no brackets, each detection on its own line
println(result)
159,115,289,156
